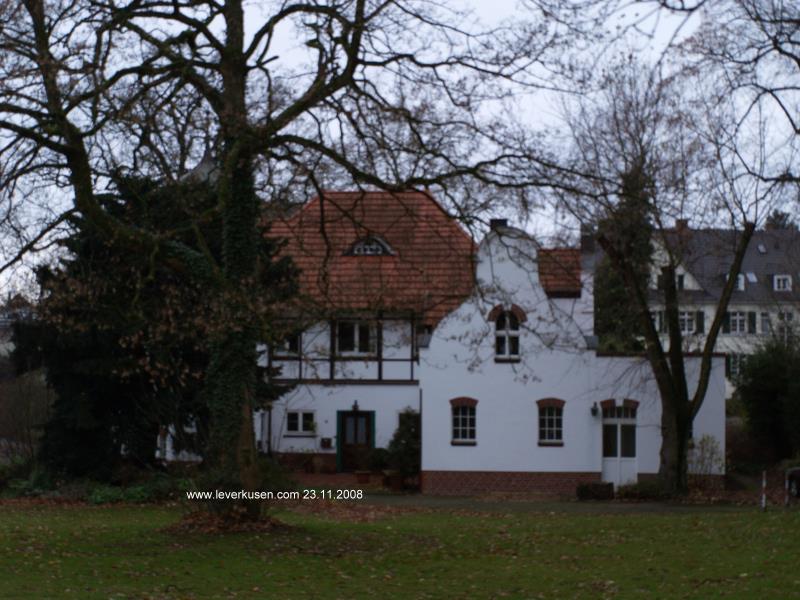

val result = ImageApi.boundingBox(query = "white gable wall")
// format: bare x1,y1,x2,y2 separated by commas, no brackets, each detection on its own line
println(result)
419,230,726,494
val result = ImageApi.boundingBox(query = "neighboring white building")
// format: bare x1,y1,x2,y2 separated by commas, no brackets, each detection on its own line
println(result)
263,192,726,494
645,220,800,398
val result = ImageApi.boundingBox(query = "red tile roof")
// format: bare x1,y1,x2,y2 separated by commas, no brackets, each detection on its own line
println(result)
267,191,476,325
538,248,581,298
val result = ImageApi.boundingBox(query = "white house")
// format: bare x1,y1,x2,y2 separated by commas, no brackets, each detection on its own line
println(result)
644,220,800,397
262,191,726,494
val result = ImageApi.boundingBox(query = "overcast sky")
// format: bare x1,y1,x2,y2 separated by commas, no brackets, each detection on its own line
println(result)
0,1,706,299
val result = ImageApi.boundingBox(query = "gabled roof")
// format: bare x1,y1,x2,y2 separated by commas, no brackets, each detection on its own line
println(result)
538,249,582,298
267,191,476,325
658,227,800,304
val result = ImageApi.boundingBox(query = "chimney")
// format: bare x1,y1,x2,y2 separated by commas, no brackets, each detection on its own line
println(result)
675,218,689,231
490,218,508,230
580,224,595,253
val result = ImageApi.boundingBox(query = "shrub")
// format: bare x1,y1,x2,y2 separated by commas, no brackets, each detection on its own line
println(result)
688,435,724,476
576,482,614,500
737,340,800,462
0,458,33,490
368,448,390,471
387,409,421,477
87,484,125,504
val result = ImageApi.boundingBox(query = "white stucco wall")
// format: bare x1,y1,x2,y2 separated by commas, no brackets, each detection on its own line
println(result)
420,231,726,479
266,383,420,456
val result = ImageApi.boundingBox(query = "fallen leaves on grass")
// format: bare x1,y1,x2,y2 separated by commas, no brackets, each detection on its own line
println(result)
161,509,291,535
285,499,426,523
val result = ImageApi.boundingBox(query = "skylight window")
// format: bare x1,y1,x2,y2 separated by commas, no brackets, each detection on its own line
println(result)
746,272,757,283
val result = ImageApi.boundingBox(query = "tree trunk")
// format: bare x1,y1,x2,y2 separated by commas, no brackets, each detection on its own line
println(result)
658,394,690,493
203,139,262,519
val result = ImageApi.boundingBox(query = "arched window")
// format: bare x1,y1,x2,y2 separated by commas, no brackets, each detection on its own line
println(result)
488,305,525,361
346,236,393,256
495,311,520,359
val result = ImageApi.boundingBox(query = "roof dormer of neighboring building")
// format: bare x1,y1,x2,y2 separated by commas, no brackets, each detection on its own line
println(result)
650,224,800,305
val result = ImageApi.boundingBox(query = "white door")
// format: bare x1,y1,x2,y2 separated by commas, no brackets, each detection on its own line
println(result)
601,406,637,488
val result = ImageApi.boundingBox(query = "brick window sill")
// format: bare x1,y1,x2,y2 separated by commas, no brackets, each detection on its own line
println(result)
538,441,564,447
494,358,521,364
451,440,477,446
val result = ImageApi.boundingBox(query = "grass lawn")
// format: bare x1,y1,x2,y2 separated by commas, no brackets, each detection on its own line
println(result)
1,499,799,599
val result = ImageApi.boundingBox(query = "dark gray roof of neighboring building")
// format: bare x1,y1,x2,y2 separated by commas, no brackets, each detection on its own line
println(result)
658,228,800,305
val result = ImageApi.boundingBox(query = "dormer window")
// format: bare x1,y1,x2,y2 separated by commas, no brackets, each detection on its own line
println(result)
774,274,792,292
726,273,745,291
346,236,393,256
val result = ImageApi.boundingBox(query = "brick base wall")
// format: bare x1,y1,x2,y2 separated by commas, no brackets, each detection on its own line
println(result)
421,470,601,496
276,452,337,474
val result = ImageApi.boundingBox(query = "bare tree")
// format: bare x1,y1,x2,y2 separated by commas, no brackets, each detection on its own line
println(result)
0,0,574,518
555,58,781,491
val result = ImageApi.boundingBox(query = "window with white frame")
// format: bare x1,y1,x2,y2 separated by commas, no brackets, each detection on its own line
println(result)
726,272,746,291
451,405,476,443
774,274,792,291
736,274,746,291
729,311,746,334
778,311,794,342
495,311,520,359
761,312,772,335
538,406,563,444
336,321,376,355
286,411,315,435
678,311,695,335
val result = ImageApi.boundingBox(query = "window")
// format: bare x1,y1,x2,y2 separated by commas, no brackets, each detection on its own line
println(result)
778,311,794,343
737,274,746,291
728,354,747,378
336,321,375,355
286,411,315,435
539,406,563,444
761,312,771,335
676,274,685,290
536,398,565,446
726,273,746,291
774,274,792,291
452,405,476,444
275,333,300,356
602,405,637,420
495,311,520,360
347,236,393,256
729,311,746,334
678,311,695,335
415,324,433,349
